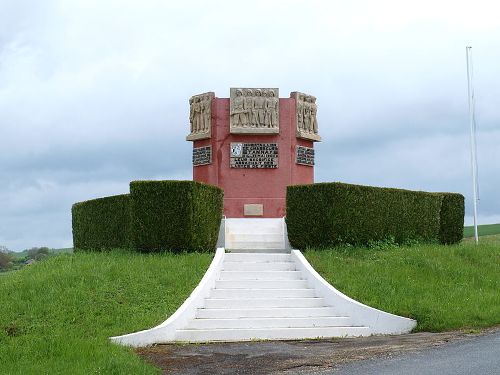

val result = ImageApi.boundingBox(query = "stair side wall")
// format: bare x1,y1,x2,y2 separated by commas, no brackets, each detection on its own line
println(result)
291,250,417,334
110,248,225,347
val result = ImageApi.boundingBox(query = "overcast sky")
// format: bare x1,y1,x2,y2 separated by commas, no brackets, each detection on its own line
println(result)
1,0,499,250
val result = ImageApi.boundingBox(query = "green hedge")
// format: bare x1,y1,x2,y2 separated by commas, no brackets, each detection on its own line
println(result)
72,181,223,253
286,182,464,249
438,193,465,244
72,194,131,251
129,180,223,253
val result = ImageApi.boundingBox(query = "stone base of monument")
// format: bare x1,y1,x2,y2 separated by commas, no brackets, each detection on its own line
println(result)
110,219,416,346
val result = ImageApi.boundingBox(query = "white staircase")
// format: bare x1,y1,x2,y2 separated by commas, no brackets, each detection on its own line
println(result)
175,252,369,342
110,218,416,346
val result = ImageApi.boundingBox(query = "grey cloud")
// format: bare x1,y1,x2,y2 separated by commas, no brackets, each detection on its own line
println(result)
1,0,499,250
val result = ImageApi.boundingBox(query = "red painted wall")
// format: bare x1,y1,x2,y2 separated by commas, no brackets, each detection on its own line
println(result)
192,96,314,218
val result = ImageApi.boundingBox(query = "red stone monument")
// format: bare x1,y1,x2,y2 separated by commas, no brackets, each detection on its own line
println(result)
187,88,320,218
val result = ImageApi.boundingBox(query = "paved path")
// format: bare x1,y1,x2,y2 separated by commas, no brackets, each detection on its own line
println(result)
136,328,499,374
323,330,500,375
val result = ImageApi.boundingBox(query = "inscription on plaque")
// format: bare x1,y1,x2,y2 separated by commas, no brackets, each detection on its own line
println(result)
192,146,212,166
296,145,315,166
230,143,278,168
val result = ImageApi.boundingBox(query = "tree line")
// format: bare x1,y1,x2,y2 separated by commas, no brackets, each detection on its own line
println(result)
0,246,51,272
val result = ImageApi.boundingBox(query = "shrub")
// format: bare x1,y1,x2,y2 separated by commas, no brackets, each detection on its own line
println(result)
129,180,223,252
286,182,464,249
72,194,131,251
0,251,12,270
27,247,50,260
438,193,465,244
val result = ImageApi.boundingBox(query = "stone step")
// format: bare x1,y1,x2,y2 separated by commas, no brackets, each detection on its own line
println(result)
175,326,371,342
186,316,353,330
227,241,285,250
227,248,290,254
227,233,283,241
210,288,315,299
222,261,295,271
225,218,284,233
224,253,292,262
204,297,326,309
215,279,309,289
196,307,340,319
219,270,303,280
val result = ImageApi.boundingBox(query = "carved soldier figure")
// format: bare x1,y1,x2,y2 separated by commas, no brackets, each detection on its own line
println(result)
231,89,246,127
189,97,194,133
244,89,254,127
201,94,211,132
253,89,266,127
193,96,202,133
296,93,304,131
303,95,312,133
262,90,270,127
266,90,279,128
310,96,318,134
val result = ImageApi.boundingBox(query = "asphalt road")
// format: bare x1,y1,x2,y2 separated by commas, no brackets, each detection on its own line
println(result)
324,330,500,375
137,328,500,374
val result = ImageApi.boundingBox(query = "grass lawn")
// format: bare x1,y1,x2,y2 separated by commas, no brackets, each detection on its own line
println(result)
2,238,499,373
0,250,212,374
464,223,500,237
306,235,500,332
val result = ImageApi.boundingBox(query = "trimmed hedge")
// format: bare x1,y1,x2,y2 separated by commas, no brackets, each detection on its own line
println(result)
129,180,223,253
438,193,465,244
286,182,464,249
72,194,131,251
72,181,223,253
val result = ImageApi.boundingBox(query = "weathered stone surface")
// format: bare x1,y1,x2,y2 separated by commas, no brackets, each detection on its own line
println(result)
244,204,264,216
187,92,214,141
230,88,279,134
296,145,315,166
230,143,278,169
192,146,212,166
291,91,321,142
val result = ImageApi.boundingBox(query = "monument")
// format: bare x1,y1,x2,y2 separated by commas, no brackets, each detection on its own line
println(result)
110,88,417,346
186,88,321,218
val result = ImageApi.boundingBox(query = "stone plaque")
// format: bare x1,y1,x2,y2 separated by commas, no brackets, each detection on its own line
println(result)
291,91,321,142
230,88,279,134
230,143,278,168
186,92,214,141
244,204,264,216
192,146,212,166
296,145,315,166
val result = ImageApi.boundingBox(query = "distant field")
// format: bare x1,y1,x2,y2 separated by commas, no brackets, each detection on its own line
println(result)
464,223,500,238
9,248,73,259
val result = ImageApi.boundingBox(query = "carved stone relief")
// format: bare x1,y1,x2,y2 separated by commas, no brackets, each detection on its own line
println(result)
230,88,279,134
291,92,321,142
186,92,214,141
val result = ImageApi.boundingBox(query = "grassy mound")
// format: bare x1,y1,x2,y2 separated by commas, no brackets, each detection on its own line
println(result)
306,235,500,332
0,250,212,374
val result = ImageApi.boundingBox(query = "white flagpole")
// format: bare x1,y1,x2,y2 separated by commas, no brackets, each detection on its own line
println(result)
466,46,479,244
